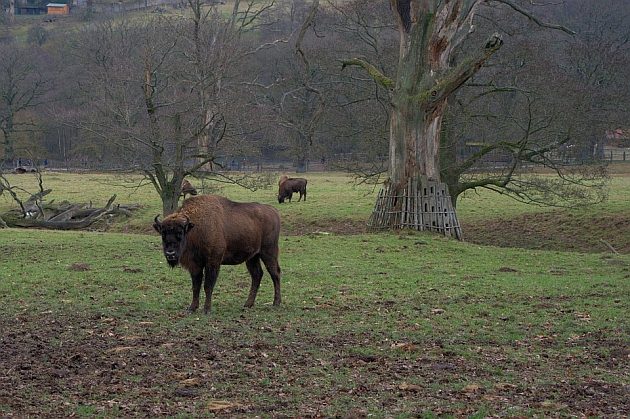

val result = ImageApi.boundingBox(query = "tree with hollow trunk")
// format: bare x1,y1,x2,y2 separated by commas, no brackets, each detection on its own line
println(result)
342,0,573,238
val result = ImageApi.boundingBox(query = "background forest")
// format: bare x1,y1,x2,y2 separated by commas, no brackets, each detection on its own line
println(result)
1,0,629,195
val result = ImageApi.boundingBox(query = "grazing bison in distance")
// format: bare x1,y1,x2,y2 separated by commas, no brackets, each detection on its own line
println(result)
181,179,198,199
278,176,307,203
153,195,282,314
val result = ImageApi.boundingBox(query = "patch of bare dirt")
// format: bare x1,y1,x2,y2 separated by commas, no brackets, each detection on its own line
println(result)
284,219,368,236
280,211,630,254
0,313,628,417
462,211,630,254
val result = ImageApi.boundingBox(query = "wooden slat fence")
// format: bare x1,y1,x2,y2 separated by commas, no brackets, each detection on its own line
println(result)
368,176,462,240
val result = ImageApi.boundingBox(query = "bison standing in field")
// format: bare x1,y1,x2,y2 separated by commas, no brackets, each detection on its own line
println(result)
153,195,282,314
278,176,307,203
180,179,198,200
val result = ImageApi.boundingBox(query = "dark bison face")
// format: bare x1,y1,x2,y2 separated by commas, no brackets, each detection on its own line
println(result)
153,215,194,267
278,191,291,203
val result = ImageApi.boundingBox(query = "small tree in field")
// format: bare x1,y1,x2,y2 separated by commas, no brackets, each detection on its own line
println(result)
69,1,278,215
342,0,574,238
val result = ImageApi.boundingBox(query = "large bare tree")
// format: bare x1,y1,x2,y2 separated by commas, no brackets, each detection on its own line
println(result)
248,0,327,171
439,2,621,208
68,1,278,215
341,0,575,237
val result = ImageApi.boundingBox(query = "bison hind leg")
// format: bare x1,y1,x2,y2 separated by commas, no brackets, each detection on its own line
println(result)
244,256,264,308
261,254,281,306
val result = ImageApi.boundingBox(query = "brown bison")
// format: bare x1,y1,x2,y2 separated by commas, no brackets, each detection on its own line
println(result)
153,195,282,314
278,176,307,203
181,179,198,199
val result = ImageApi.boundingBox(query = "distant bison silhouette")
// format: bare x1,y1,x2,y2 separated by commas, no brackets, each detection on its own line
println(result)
278,176,307,203
181,179,198,199
153,195,282,314
14,166,36,174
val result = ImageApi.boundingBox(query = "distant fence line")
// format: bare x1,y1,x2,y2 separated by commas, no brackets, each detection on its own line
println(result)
74,0,180,14
5,149,630,174
605,147,630,162
5,158,328,173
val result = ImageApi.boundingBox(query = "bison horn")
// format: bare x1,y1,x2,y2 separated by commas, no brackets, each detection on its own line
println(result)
182,214,194,232
154,215,161,225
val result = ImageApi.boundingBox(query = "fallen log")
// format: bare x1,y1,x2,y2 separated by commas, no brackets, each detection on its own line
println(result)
3,194,138,230
10,209,110,230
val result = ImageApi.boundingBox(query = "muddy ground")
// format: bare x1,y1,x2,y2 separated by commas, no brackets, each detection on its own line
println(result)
1,212,628,417
287,210,630,255
462,211,630,255
1,312,628,417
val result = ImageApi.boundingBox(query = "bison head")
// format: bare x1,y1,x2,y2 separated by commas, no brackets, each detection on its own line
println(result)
153,214,194,267
278,192,291,204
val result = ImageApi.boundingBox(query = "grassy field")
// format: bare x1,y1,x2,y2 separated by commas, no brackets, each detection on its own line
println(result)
2,168,629,251
0,170,629,417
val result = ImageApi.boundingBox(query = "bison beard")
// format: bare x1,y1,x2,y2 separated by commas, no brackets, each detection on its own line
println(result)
153,195,282,314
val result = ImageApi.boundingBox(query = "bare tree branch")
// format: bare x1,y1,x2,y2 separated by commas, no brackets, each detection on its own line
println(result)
488,0,576,35
340,58,394,90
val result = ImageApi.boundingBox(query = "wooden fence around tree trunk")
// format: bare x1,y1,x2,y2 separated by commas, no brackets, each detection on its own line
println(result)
368,175,463,240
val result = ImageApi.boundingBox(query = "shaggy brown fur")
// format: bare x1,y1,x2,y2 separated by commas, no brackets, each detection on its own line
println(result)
153,195,281,314
278,177,307,203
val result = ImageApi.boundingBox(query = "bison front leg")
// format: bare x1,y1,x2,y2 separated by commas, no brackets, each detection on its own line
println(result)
244,256,263,308
203,265,219,314
188,268,203,313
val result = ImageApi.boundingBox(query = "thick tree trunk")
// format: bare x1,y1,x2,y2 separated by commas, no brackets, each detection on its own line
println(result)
369,1,503,238
162,191,179,215
370,3,459,236
389,99,444,186
375,91,462,238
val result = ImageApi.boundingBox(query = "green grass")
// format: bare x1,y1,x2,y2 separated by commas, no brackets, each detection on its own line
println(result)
457,170,630,222
0,228,628,416
0,170,629,416
0,171,377,233
3,168,629,231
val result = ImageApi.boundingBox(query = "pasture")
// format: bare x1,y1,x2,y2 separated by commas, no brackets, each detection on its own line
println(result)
0,170,628,417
